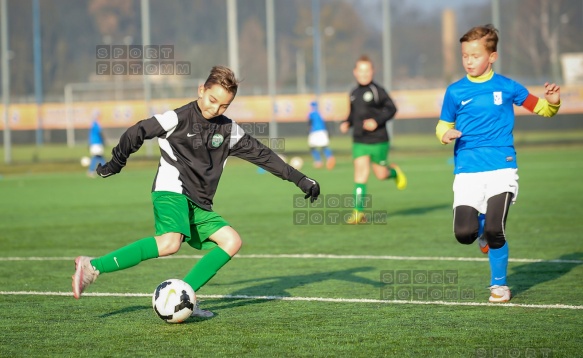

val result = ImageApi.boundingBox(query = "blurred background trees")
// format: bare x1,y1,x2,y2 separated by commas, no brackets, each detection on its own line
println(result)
2,0,582,99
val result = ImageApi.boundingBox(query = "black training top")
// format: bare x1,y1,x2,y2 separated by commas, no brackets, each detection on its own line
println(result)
107,100,304,210
345,81,397,144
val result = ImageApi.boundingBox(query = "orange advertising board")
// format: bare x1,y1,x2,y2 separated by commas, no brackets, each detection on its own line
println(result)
1,86,582,130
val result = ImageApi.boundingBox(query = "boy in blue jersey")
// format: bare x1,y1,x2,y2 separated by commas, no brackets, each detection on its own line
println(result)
87,113,106,178
307,101,335,169
436,25,561,303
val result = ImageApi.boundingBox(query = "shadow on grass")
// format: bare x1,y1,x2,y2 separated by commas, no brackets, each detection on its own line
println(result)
508,252,583,298
99,305,150,318
100,304,217,323
204,266,382,311
389,203,450,217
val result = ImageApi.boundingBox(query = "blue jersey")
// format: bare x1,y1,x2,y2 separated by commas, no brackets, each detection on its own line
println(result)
440,73,529,174
89,120,104,146
308,110,327,133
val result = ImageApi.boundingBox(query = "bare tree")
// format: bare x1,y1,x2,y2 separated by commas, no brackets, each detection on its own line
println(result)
511,0,566,82
539,0,563,82
88,0,137,41
239,16,268,91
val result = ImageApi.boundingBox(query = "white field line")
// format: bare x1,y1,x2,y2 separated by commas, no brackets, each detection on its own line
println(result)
1,291,582,310
0,254,581,264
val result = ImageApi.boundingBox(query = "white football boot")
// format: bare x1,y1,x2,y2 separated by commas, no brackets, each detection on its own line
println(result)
489,285,511,303
72,256,100,299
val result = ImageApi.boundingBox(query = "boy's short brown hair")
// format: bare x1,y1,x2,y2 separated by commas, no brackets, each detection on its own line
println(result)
355,55,373,68
459,24,499,53
204,66,240,96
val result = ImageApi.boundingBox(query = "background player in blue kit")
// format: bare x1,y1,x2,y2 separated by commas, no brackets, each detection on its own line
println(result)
307,101,335,170
87,112,106,178
436,25,561,302
72,66,321,317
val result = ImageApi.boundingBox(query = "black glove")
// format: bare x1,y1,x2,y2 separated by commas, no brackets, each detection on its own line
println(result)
298,176,320,203
96,161,123,178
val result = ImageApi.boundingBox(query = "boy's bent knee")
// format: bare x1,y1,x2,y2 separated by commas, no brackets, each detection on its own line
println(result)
210,226,242,256
453,205,479,245
454,230,476,245
155,232,183,256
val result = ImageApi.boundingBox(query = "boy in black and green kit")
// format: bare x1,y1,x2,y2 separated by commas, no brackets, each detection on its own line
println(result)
72,66,320,317
340,55,406,224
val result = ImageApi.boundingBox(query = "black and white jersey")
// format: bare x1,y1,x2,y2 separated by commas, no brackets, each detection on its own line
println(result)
108,100,304,210
346,81,397,144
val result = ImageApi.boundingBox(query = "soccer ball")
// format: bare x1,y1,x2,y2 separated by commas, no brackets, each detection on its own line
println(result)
290,156,304,170
152,279,196,323
80,156,91,167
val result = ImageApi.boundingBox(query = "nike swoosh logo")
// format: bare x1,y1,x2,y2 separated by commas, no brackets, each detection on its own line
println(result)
187,133,197,137
164,289,177,308
461,99,473,105
494,277,505,281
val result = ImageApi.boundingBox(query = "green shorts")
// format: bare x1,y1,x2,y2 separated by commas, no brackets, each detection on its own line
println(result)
352,142,389,165
151,191,229,251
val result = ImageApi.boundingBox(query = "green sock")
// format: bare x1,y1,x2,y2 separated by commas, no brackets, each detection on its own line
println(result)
91,237,159,274
184,247,231,291
388,168,397,179
354,183,367,211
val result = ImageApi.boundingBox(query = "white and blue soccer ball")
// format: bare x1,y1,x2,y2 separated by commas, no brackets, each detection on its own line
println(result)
290,156,304,170
80,156,91,167
152,279,196,323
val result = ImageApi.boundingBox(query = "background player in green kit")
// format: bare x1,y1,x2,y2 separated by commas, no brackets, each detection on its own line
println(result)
72,66,321,317
340,55,407,224
437,25,561,303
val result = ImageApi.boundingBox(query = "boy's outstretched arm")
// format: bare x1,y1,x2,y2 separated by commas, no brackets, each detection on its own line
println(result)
295,175,321,203
230,132,321,202
97,116,166,178
521,82,561,117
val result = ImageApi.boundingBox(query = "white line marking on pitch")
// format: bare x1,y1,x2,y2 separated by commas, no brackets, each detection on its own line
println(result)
1,291,581,310
0,254,581,264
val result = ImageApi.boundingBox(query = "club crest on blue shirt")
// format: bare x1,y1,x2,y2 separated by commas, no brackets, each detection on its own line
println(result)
493,91,503,105
211,133,224,147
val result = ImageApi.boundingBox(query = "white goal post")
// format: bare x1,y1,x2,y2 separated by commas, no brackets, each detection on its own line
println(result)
64,79,202,147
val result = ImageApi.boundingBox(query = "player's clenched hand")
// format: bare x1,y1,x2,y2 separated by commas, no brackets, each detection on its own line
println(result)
543,82,561,105
298,176,321,203
96,161,122,178
363,118,378,131
441,129,462,144
339,121,350,134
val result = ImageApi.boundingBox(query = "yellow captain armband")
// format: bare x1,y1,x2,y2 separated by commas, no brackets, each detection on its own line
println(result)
533,99,561,117
436,120,455,144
